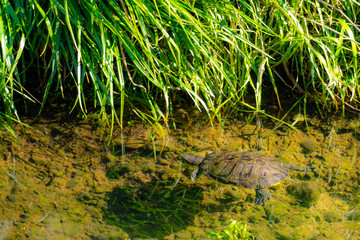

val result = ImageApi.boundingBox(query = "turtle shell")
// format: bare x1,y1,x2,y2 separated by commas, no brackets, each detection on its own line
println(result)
200,151,290,189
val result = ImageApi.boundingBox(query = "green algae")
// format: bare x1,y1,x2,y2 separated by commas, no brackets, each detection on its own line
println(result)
286,181,321,207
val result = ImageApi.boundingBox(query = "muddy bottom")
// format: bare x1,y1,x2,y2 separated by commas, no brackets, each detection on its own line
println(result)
0,112,359,239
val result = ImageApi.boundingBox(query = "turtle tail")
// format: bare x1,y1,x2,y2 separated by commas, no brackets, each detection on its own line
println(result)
289,164,312,172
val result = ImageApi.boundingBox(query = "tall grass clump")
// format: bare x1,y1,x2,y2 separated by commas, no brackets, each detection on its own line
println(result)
0,0,359,132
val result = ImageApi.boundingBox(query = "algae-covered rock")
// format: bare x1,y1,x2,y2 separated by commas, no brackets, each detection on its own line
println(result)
300,138,318,153
157,158,170,166
49,163,65,177
31,154,49,166
225,188,245,200
346,209,360,221
66,179,79,189
323,210,342,222
104,152,117,164
6,194,16,202
275,225,305,240
264,201,290,223
274,221,319,240
276,151,291,163
107,162,136,179
61,222,83,237
78,191,92,202
292,113,306,122
162,168,181,181
275,229,293,240
86,206,102,219
286,181,321,207
174,230,192,239
241,126,256,136
222,141,243,152
302,171,315,180
96,229,129,240
137,159,156,173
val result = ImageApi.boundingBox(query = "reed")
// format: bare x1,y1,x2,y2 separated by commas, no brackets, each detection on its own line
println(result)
0,0,359,131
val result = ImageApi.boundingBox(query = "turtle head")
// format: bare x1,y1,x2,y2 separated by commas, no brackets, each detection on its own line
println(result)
205,150,214,157
182,154,204,165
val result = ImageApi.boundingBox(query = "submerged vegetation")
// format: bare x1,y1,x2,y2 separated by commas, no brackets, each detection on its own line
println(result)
0,0,359,130
2,116,359,239
207,220,253,240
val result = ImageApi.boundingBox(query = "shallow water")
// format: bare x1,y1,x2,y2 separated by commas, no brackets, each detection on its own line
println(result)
0,111,359,239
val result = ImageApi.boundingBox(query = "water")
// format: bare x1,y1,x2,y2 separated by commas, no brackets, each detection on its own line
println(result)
0,112,359,239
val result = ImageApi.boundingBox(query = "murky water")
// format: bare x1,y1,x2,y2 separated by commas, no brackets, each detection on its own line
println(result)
0,111,359,239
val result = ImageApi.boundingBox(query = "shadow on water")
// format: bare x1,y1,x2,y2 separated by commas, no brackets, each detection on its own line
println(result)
105,180,204,239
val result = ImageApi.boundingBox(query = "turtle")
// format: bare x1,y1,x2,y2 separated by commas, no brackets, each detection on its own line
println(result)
182,151,310,205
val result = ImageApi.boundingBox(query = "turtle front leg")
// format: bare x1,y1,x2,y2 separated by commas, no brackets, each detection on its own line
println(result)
255,189,271,205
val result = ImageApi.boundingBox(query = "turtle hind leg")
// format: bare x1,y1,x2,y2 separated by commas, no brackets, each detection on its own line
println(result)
191,168,204,181
255,189,271,205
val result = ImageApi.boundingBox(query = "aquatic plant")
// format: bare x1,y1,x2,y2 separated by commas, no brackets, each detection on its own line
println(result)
206,219,253,240
105,181,204,238
0,0,359,130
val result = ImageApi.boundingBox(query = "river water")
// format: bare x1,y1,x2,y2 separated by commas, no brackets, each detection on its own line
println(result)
0,110,359,239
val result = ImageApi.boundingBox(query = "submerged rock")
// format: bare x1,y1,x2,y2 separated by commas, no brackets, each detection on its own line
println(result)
66,179,79,189
292,113,306,122
107,162,136,179
78,191,92,202
323,210,342,222
104,152,117,164
175,230,192,239
300,138,318,153
286,181,321,207
276,229,295,240
31,154,49,166
6,194,16,202
96,230,129,240
86,206,102,219
264,201,290,223
225,188,245,200
346,209,360,221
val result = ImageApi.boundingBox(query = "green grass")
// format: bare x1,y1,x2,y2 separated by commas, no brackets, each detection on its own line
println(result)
0,0,359,131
